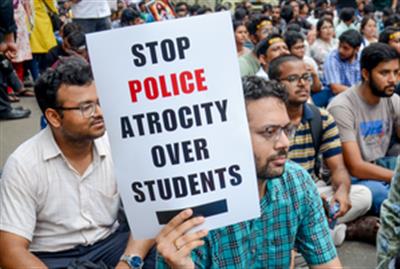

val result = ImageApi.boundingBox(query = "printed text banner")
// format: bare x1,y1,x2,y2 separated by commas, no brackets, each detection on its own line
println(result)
86,12,260,239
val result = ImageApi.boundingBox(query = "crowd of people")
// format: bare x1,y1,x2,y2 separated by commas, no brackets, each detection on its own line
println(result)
1,0,400,268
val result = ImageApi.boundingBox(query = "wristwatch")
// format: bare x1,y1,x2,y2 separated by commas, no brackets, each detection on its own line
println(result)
120,254,144,269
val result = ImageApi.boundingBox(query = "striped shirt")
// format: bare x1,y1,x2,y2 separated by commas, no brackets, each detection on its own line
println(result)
289,104,342,180
323,49,361,88
156,161,337,268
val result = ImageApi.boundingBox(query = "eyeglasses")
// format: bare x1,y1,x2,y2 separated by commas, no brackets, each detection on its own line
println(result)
280,73,312,84
55,101,99,118
261,124,297,143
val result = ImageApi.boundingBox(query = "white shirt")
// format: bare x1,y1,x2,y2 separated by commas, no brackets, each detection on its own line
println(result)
71,0,111,19
0,127,119,252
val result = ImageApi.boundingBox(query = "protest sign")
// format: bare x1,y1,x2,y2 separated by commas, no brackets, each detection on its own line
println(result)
86,12,260,239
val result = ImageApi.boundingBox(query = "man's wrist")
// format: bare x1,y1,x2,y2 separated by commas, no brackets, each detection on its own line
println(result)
120,254,144,269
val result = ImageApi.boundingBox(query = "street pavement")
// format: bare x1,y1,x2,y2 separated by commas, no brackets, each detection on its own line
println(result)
0,95,377,268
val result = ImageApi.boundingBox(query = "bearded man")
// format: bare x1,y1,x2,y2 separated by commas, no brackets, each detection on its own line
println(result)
328,43,400,216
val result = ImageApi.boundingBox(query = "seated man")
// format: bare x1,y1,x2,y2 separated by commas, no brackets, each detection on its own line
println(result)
328,43,400,216
155,77,342,268
239,15,275,77
255,33,290,80
377,156,400,269
323,29,362,95
269,55,373,245
0,57,153,269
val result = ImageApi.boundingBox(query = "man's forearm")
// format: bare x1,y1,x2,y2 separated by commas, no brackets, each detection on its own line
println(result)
349,161,394,182
0,248,47,269
330,165,351,193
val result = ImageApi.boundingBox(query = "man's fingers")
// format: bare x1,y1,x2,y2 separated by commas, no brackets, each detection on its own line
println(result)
175,229,208,250
157,209,193,240
165,215,205,243
177,239,206,257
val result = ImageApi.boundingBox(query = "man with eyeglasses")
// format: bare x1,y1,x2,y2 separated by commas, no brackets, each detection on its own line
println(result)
154,76,342,269
269,55,372,247
0,57,155,269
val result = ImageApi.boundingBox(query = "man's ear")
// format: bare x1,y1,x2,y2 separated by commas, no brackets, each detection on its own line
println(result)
45,108,62,128
259,54,267,65
361,68,369,82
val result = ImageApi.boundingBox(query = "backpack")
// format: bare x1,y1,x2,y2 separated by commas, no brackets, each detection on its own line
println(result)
307,103,323,177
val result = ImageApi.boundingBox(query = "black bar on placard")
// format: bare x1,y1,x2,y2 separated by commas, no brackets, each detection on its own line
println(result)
156,199,228,225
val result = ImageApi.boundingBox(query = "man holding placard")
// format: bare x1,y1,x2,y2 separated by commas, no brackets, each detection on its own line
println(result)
155,77,342,269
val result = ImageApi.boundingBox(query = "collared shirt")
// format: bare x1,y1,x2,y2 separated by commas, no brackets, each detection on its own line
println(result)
0,127,119,252
377,156,400,268
156,161,337,268
71,0,111,19
323,49,361,88
289,104,342,179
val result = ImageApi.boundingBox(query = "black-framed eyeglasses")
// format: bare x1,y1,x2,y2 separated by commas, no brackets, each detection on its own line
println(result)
280,73,312,84
261,124,297,143
55,101,99,118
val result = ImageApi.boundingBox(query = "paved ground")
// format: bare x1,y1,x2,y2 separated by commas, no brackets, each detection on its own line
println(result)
0,95,377,268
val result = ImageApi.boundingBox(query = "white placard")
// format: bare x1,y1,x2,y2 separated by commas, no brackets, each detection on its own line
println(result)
86,12,260,239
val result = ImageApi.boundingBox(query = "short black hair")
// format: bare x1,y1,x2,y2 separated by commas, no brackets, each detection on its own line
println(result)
339,7,355,22
120,8,141,26
284,30,304,50
34,57,93,115
242,76,288,104
360,43,399,75
268,54,303,80
379,26,400,43
384,14,400,28
339,29,362,48
65,30,86,50
247,14,272,36
255,33,284,57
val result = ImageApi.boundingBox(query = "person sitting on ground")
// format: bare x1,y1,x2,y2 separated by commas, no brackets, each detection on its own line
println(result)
233,20,251,57
377,156,400,269
255,33,290,80
0,57,154,269
328,43,400,216
284,31,321,93
239,15,275,76
310,17,338,71
269,55,374,246
335,7,358,37
155,76,342,269
323,29,362,97
43,22,82,69
379,26,400,96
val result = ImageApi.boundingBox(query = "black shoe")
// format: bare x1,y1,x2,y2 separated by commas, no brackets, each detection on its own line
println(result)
0,108,31,120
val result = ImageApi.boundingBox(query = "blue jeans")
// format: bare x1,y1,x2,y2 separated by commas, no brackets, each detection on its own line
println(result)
351,156,397,216
311,88,334,108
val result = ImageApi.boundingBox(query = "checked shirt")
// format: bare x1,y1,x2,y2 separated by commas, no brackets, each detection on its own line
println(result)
377,156,400,268
156,161,337,268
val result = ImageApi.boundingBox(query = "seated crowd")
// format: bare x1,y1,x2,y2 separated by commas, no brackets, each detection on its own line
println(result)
0,0,400,268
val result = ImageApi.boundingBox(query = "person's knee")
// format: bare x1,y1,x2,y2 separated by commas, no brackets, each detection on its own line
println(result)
350,185,373,213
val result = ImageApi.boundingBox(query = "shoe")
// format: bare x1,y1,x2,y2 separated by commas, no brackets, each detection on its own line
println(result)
0,108,31,120
330,223,347,246
13,106,23,110
346,216,380,245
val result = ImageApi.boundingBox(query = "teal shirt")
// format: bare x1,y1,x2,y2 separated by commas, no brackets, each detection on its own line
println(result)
377,156,400,268
156,161,337,268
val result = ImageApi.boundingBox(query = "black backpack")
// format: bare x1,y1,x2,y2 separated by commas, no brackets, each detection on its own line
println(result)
307,104,323,177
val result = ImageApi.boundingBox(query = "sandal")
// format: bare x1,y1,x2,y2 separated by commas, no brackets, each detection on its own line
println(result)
345,216,380,245
15,88,35,97
8,93,20,102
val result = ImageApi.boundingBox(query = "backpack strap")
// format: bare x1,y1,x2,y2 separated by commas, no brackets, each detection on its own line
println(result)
307,103,323,176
